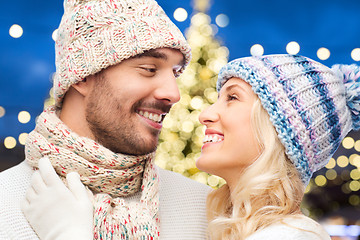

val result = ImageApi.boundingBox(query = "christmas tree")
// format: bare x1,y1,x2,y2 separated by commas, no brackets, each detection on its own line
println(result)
155,0,229,189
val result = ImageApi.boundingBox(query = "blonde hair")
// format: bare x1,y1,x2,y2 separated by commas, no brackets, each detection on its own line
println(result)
206,99,305,240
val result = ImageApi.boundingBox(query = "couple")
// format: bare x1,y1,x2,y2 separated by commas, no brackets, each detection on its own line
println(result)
1,0,358,239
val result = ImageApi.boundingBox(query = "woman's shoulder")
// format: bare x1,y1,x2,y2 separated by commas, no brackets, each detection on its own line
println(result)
246,214,331,240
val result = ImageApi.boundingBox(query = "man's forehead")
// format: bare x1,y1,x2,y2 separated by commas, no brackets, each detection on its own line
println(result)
132,48,185,66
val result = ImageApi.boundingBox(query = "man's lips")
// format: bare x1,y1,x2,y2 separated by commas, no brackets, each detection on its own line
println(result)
137,109,167,130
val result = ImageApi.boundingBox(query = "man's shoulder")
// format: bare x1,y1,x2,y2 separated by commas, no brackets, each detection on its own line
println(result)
0,161,38,240
0,161,32,198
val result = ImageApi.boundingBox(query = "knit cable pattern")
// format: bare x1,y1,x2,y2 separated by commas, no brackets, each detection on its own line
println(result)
25,106,160,239
217,54,355,185
54,0,191,107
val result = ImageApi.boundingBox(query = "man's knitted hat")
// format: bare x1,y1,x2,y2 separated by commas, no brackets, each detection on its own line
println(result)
217,54,360,185
54,0,191,107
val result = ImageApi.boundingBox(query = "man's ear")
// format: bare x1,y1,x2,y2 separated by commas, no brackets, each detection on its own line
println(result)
71,76,94,97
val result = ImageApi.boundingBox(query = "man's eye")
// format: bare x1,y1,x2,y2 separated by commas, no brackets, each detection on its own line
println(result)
141,67,157,73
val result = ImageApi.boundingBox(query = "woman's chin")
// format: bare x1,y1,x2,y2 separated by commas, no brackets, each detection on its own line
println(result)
196,156,217,176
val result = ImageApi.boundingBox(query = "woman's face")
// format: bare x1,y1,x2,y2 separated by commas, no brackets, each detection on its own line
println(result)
197,77,261,185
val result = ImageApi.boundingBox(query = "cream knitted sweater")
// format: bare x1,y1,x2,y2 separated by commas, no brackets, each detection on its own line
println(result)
246,214,331,240
0,161,211,240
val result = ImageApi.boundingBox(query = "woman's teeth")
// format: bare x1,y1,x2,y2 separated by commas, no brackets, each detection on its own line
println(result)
138,110,163,123
203,134,224,144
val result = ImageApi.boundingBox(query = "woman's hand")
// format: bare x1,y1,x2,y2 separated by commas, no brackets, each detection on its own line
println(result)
22,157,93,240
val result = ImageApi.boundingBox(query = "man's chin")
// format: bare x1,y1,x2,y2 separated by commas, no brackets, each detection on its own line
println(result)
117,140,158,156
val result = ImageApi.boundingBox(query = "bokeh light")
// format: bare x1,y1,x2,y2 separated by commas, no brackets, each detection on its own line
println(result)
325,158,336,169
349,195,360,206
4,137,16,149
173,8,188,22
52,29,58,41
9,24,23,38
250,44,264,56
342,137,355,149
0,106,5,118
349,180,360,192
18,133,28,145
354,140,360,152
325,169,337,180
317,47,330,60
215,14,229,28
337,155,349,168
18,111,31,124
315,175,327,187
286,41,300,55
350,169,360,180
351,48,360,61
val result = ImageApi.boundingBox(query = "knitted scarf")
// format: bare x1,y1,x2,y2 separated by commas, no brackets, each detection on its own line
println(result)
25,106,160,239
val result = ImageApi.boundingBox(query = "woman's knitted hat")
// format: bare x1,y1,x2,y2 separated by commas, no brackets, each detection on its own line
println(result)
217,54,360,185
54,0,191,107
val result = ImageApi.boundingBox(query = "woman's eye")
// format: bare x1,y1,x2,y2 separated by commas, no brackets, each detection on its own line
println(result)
227,94,238,101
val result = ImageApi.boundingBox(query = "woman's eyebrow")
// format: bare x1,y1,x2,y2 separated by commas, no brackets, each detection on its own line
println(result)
224,83,244,93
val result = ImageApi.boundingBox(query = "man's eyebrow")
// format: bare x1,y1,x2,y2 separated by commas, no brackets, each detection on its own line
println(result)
133,49,186,67
134,49,168,60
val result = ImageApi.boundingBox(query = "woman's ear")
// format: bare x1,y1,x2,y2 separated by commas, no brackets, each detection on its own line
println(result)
71,76,94,97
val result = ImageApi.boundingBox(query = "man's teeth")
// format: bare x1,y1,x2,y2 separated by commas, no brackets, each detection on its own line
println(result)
138,110,163,123
203,134,224,144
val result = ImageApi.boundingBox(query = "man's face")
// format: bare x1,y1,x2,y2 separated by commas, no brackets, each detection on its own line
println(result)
85,48,184,155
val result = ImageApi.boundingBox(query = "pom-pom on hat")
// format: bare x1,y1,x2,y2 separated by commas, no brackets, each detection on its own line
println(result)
217,54,360,185
54,0,191,107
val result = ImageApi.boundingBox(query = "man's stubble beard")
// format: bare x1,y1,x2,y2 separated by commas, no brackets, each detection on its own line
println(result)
85,75,159,155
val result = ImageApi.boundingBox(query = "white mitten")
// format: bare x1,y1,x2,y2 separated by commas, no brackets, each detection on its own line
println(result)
22,157,94,240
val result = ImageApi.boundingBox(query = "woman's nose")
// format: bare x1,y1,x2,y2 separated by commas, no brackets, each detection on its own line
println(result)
199,103,220,126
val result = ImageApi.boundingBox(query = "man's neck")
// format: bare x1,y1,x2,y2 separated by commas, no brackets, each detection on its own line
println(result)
59,87,95,140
